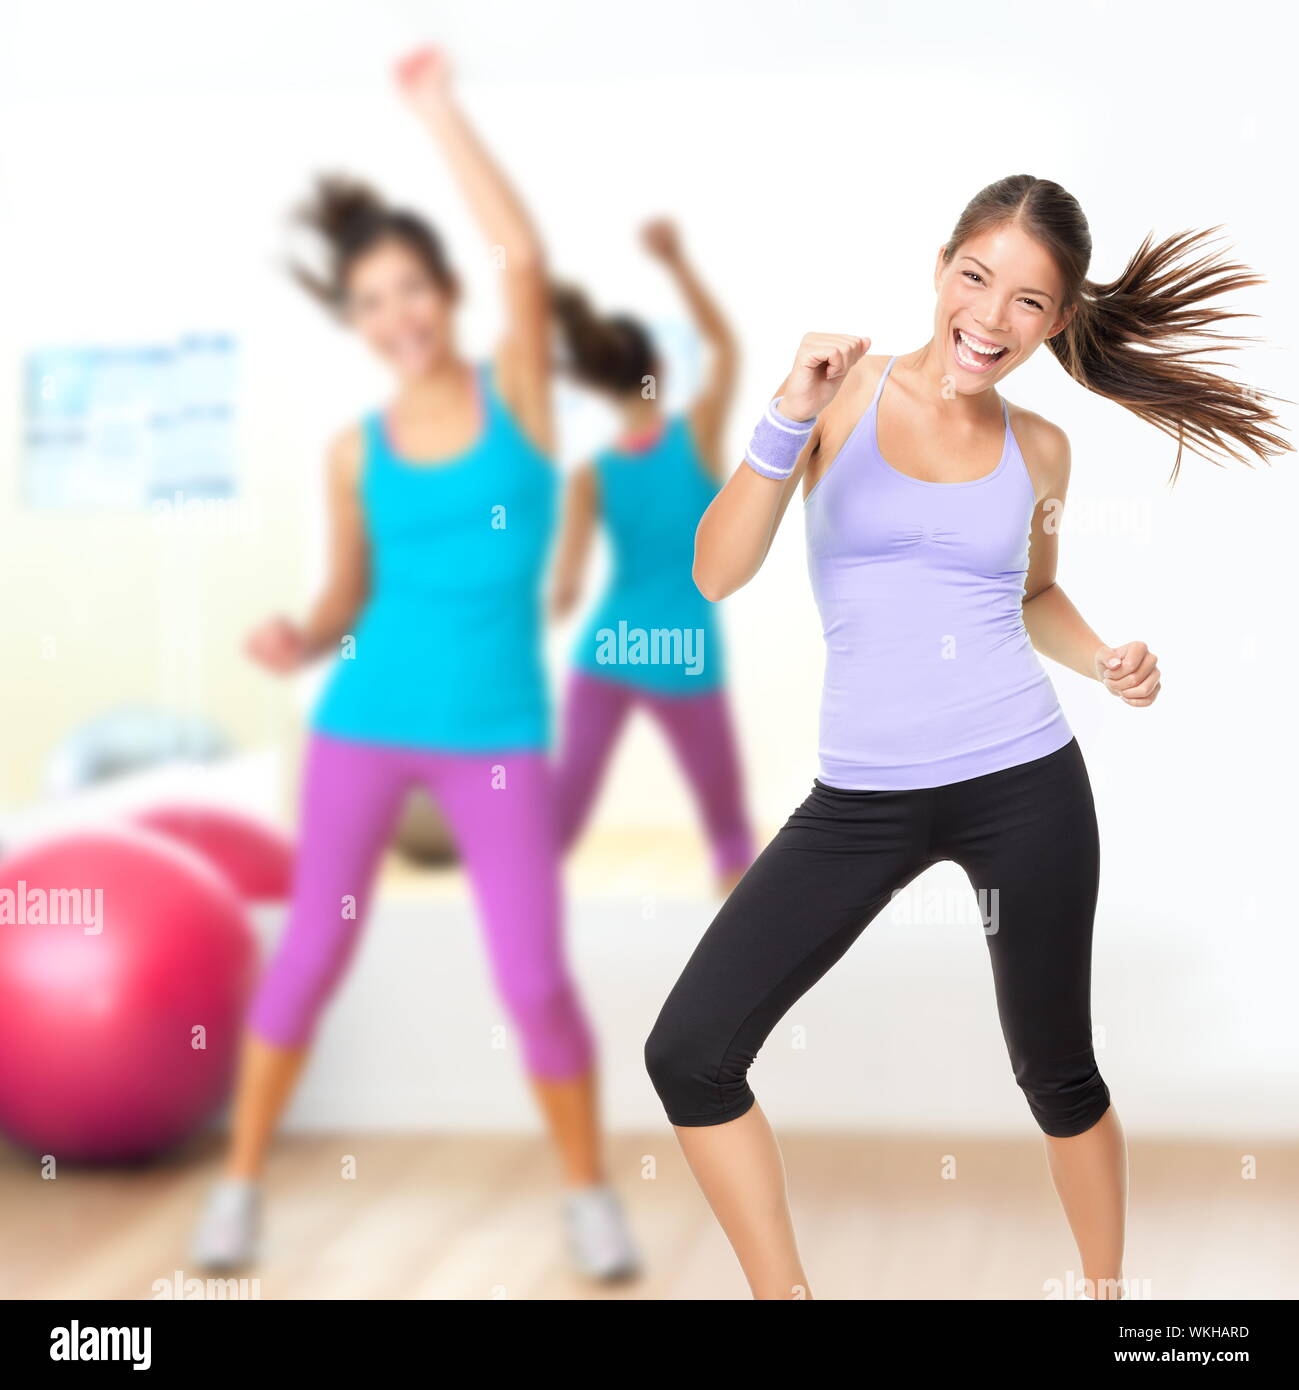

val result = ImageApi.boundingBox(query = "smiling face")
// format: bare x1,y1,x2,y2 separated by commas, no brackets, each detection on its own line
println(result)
932,221,1075,394
344,235,456,380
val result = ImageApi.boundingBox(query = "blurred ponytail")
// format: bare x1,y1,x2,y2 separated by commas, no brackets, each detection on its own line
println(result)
288,173,456,310
944,175,1290,478
552,282,656,394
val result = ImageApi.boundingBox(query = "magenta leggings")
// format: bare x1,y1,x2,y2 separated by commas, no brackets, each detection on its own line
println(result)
555,670,754,877
248,733,594,1079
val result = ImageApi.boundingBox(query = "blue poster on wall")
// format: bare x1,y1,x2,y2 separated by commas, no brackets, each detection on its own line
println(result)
22,335,238,511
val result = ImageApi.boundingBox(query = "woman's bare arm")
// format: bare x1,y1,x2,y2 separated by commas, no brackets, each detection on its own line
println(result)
396,46,552,453
246,427,369,674
693,333,867,601
550,465,599,619
300,427,370,657
1019,414,1160,706
1019,419,1107,679
641,220,738,475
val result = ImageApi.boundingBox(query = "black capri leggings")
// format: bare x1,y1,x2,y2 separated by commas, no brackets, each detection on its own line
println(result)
645,738,1110,1139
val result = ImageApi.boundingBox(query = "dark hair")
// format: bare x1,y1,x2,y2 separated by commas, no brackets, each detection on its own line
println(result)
551,283,657,394
288,173,457,310
943,174,1290,477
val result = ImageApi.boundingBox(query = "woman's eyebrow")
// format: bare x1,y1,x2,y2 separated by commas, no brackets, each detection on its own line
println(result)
961,255,1056,304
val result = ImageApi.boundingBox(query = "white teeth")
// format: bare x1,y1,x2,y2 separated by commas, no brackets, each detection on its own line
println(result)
957,329,1004,357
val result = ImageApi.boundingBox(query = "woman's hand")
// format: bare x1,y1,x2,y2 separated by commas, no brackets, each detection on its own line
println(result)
246,617,309,675
549,577,580,621
779,333,870,421
1095,641,1161,707
394,45,454,119
641,218,682,262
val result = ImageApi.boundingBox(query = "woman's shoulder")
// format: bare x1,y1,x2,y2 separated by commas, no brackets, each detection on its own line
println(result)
1006,401,1071,466
1005,400,1071,496
327,420,367,487
673,409,727,484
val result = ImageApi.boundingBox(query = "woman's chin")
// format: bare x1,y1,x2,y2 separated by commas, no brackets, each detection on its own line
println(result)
388,352,440,380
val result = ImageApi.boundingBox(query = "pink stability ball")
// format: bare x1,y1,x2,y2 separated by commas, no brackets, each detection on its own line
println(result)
132,804,295,903
0,826,256,1163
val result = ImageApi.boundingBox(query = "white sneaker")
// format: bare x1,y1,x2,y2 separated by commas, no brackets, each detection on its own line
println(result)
191,1179,261,1270
563,1186,640,1282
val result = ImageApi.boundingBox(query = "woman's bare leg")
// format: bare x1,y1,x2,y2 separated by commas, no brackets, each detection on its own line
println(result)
192,1033,310,1267
1044,1105,1128,1299
673,1103,810,1299
530,1070,604,1187
221,1033,310,1180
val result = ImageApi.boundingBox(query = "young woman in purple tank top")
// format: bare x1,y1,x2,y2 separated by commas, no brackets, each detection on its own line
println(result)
645,175,1289,1299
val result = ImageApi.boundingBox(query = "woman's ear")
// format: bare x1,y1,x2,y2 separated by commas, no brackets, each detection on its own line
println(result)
1048,301,1078,340
933,244,949,292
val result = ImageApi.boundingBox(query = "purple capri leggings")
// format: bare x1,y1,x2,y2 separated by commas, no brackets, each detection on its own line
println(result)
248,733,594,1080
554,670,754,878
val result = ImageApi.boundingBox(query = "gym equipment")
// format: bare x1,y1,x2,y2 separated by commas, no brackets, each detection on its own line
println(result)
44,707,230,796
0,826,255,1163
393,786,458,868
132,804,293,903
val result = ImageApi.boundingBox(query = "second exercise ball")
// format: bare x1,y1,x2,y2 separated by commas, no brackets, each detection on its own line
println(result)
132,804,295,903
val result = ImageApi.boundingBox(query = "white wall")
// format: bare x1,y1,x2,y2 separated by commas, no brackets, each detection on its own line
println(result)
261,881,1299,1136
2,0,1296,1133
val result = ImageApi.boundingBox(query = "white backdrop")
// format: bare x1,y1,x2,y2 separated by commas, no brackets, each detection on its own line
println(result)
2,0,1296,1132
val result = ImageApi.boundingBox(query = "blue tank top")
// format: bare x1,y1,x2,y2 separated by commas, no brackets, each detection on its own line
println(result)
804,356,1073,789
574,414,723,696
313,363,557,751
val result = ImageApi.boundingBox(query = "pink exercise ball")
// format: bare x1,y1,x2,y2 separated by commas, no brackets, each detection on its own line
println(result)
132,804,294,903
0,827,256,1163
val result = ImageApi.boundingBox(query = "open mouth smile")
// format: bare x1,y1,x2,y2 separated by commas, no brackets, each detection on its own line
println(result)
952,327,1009,373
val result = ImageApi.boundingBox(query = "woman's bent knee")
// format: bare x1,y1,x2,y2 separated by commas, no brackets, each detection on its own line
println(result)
1021,1063,1112,1139
644,1018,755,1128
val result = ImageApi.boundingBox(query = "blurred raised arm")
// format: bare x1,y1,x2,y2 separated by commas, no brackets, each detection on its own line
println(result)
642,219,737,475
395,46,552,453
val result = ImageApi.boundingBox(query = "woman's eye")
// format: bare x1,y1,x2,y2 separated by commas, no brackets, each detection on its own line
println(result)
1021,298,1044,311
963,271,983,284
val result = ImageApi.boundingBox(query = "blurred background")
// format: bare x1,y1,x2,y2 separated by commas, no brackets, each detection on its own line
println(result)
1,0,1296,1300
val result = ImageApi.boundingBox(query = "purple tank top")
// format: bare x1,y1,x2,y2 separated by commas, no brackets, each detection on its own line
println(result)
804,356,1073,790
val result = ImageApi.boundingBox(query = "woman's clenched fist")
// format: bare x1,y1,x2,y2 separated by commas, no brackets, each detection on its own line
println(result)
777,333,870,421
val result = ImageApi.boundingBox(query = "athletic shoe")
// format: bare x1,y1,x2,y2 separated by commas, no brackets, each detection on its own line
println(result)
190,1178,261,1270
563,1185,640,1282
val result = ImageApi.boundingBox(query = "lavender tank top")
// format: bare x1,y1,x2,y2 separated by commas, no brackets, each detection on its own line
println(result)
804,356,1073,790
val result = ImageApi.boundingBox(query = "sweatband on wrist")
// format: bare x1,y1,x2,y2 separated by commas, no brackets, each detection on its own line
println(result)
743,398,817,480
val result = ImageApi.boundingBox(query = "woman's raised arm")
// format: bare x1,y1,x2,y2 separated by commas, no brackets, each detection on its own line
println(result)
641,219,738,475
693,333,867,600
395,46,552,451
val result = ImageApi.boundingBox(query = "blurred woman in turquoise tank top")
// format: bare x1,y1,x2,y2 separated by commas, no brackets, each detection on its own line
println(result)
550,222,755,894
190,46,639,1283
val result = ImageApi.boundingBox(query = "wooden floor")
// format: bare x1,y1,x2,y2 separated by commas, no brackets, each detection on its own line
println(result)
4,1132,1295,1300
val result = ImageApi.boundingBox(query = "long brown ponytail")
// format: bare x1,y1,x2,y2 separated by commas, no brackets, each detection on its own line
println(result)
943,175,1290,477
551,282,656,394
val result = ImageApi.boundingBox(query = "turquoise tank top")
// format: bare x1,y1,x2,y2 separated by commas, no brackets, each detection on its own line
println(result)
313,363,557,751
574,414,723,696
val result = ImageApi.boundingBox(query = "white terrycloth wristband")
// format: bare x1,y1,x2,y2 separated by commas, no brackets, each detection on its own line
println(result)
743,397,817,480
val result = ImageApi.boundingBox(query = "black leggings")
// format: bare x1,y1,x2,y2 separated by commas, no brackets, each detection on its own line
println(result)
645,738,1110,1139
